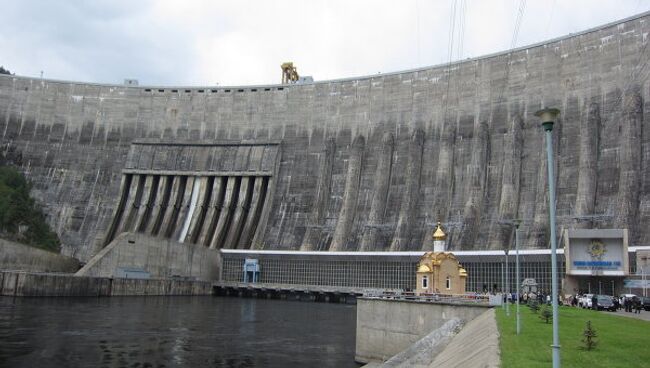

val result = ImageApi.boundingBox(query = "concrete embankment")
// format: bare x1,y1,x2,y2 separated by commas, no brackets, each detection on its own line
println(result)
76,232,220,281
355,297,491,364
0,271,213,297
361,307,500,368
428,308,500,367
0,239,80,273
381,318,463,367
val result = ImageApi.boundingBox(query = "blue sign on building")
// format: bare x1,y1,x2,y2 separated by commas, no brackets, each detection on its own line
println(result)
573,261,621,269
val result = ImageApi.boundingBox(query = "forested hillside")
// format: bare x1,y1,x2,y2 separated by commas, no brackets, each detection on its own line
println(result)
0,165,60,252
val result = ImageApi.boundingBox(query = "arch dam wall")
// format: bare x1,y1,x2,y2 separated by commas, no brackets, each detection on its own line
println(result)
0,13,649,262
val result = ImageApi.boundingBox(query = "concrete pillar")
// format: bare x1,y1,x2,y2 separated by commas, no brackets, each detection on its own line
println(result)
224,177,253,248
330,135,365,251
133,175,158,232
424,121,455,250
184,176,211,244
301,138,336,250
360,132,394,251
146,175,172,235
391,129,424,251
238,177,269,249
616,88,643,241
197,177,226,247
210,177,241,249
489,115,523,248
575,101,600,229
459,121,490,249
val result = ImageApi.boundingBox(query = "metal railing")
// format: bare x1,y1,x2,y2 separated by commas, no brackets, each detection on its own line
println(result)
362,290,491,305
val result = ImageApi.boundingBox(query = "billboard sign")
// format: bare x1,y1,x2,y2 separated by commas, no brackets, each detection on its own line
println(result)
565,229,628,276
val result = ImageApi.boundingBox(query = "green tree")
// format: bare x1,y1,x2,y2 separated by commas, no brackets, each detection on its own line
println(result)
581,320,598,350
539,305,553,324
0,165,60,251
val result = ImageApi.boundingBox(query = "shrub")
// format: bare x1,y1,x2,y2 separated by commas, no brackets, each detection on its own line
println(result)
581,320,598,350
540,305,552,323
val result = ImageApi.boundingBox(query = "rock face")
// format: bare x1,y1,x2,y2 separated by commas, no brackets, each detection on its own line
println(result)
0,13,649,260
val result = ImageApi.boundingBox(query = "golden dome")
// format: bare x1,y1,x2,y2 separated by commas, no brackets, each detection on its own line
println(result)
417,264,432,273
432,222,446,241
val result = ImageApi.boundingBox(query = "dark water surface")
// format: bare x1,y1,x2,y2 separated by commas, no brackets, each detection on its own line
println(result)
0,296,359,368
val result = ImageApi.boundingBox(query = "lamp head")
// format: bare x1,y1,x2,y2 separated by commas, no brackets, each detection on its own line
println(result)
535,108,560,131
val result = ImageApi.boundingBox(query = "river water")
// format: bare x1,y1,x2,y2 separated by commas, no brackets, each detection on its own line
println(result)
0,296,359,368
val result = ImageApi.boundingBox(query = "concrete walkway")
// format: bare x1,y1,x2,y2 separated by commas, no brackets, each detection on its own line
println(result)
428,308,500,368
607,309,650,321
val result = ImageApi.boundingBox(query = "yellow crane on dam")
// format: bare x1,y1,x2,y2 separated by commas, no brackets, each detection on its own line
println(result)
281,62,299,84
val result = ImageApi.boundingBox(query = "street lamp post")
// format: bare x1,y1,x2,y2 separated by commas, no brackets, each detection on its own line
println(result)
535,107,561,368
505,248,510,317
514,220,522,335
501,219,523,333
641,266,646,298
502,263,506,310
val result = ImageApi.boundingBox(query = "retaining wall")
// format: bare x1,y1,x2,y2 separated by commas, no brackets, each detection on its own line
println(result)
0,239,80,273
75,232,220,281
0,271,213,297
355,297,490,364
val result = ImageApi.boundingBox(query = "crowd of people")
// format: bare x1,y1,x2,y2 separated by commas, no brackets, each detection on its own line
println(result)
502,291,559,305
501,291,646,314
564,293,645,313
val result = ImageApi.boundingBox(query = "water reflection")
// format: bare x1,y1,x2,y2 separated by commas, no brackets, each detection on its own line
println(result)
0,296,358,368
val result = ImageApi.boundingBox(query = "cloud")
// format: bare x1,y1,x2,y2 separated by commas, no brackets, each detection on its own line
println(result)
0,0,648,86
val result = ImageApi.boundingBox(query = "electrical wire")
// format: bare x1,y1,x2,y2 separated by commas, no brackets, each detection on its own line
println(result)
442,0,458,124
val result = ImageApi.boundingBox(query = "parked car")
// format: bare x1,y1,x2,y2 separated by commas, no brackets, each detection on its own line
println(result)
579,294,594,309
642,296,650,311
596,295,616,311
620,293,637,300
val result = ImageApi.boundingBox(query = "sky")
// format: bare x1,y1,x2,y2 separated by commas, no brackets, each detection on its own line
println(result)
1,0,649,87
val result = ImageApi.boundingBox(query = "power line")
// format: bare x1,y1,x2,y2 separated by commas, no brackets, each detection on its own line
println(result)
442,0,458,124
496,0,527,105
544,0,557,39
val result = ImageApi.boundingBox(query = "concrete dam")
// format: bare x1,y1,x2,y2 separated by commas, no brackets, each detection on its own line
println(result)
0,12,649,262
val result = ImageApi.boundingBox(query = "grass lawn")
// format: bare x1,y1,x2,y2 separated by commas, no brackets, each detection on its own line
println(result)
496,304,650,367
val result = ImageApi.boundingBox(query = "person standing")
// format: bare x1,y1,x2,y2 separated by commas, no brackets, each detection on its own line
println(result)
634,297,642,314
591,294,598,311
